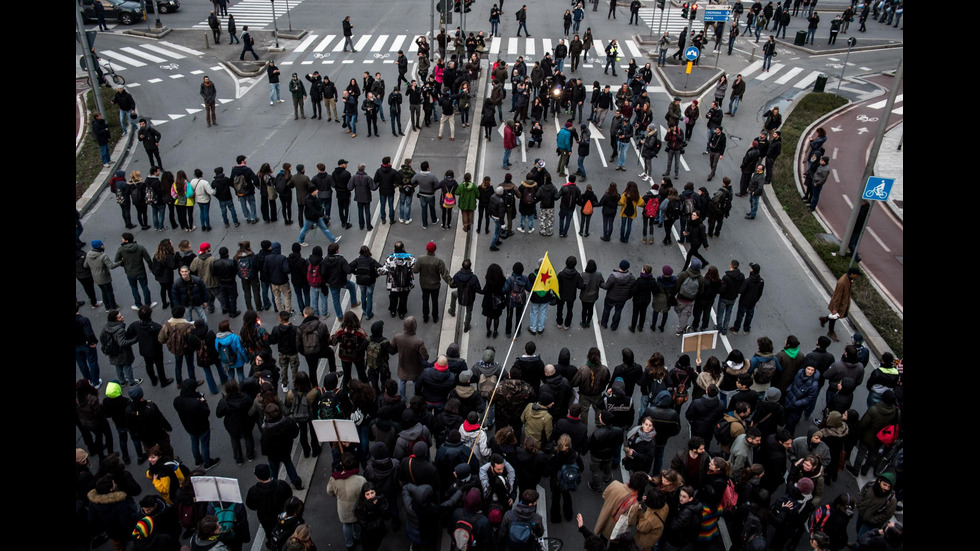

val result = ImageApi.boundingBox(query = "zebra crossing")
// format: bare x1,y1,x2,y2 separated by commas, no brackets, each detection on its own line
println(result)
191,0,309,30
738,60,825,90
867,94,903,115
637,8,705,35
94,41,205,72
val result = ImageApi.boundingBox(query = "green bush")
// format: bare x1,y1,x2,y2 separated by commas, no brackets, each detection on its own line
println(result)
772,92,903,358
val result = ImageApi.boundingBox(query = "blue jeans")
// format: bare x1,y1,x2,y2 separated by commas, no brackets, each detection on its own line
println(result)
293,283,310,312
763,53,773,71
577,155,587,177
119,109,137,134
175,351,197,383
310,286,329,316
230,32,239,44
806,28,816,44
76,345,100,385
749,194,760,217
503,147,512,168
152,205,167,229
260,281,275,311
398,193,413,220
517,21,529,36
269,457,302,487
239,195,257,221
379,195,395,223
113,363,136,385
658,50,668,65
602,214,615,240
810,184,824,210
128,274,152,307
491,217,502,247
397,378,411,401
198,201,211,228
717,297,735,333
318,197,332,221
356,202,372,229
558,210,574,236
520,213,535,231
219,199,239,225
99,144,111,165
342,522,362,548
329,281,357,317
573,20,581,32
755,26,762,41
556,58,565,72
490,20,499,35
617,140,629,167
187,306,208,325
529,302,547,332
619,217,633,242
200,363,227,394
270,83,281,102
601,300,625,329
189,428,212,465
732,303,755,332
298,218,337,243
359,284,375,318
729,95,741,114
419,195,437,227
346,112,357,134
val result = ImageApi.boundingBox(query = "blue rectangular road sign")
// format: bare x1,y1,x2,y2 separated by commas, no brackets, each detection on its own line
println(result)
703,7,732,22
862,176,894,202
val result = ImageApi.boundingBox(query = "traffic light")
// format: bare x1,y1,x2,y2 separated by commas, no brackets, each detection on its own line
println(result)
690,3,698,20
681,2,689,18
657,0,665,9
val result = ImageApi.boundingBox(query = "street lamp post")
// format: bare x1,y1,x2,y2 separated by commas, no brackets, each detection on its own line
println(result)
271,0,280,48
75,1,106,118
836,36,856,95
285,0,292,32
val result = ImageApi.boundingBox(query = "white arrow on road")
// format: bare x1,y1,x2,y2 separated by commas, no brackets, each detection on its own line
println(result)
857,127,869,134
831,126,843,132
588,121,608,168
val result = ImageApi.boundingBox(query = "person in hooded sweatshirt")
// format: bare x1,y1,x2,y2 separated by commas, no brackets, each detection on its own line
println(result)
216,379,256,465
448,259,483,333
100,308,141,386
540,364,573,421
418,355,456,411
789,427,832,471
364,442,401,529
125,385,173,464
402,481,440,550
521,389,555,445
390,316,429,400
173,379,221,470
260,403,303,490
822,344,865,410
448,371,484,418
327,452,367,551
188,515,229,551
244,463,292,544
435,428,481,488
555,255,583,330
644,390,681,474
355,481,390,551
579,259,604,328
753,387,785,438
451,487,495,550
459,410,493,464
215,319,249,383
394,409,432,461
773,335,804,394
131,514,179,551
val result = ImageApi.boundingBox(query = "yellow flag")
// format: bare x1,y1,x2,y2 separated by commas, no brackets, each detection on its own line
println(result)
531,252,560,298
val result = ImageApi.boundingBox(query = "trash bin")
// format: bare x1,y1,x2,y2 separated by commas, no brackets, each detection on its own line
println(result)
794,30,807,46
813,74,828,92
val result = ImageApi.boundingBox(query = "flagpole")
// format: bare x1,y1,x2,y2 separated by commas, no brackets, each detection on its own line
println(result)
467,295,534,463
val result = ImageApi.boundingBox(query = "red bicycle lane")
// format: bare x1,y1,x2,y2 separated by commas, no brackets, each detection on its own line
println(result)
799,74,904,310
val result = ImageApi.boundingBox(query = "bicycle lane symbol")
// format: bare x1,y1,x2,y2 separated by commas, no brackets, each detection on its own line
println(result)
856,114,878,122
864,183,888,200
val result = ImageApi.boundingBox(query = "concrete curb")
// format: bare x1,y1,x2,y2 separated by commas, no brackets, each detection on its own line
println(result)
123,26,173,39
76,88,137,218
225,61,272,78
761,96,895,360
654,65,723,98
774,37,903,56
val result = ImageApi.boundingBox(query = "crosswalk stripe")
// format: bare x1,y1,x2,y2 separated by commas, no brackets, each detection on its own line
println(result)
542,38,553,56
755,63,784,80
354,35,372,51
740,60,764,78
333,37,347,52
775,67,804,84
892,106,903,115
294,34,319,53
140,44,185,59
525,38,535,56
159,41,204,56
793,70,821,89
408,36,421,52
625,40,642,57
490,36,501,54
508,37,518,54
313,34,336,52
389,35,407,52
868,94,902,109
371,35,389,52
594,39,605,57
120,47,166,63
100,49,147,67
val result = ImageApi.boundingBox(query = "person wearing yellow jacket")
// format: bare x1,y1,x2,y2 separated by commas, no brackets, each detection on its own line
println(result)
617,181,645,243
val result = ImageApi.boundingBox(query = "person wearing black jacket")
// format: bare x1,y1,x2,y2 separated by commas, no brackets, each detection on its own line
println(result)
759,429,793,493
766,130,782,183
448,259,482,332
681,211,709,270
685,385,726,446
553,403,589,454
730,262,764,335
173,379,220,469
210,166,240,228
349,245,383,320
540,364,573,421
737,140,761,197
628,265,656,333
706,126,727,181
670,438,710,491
245,463,293,543
587,410,623,491
374,157,400,224
286,242,309,312
211,247,240,317
555,255,583,329
663,485,701,548
137,119,162,169
305,71,324,119
716,260,744,336
321,242,359,318
125,386,173,461
333,160,354,228
216,379,256,464
261,403,303,489
127,305,172,387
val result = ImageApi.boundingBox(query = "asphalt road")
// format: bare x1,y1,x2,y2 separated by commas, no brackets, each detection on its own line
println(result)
77,2,903,549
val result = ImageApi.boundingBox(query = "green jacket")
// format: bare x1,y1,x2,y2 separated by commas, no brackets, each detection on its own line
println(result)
457,180,478,211
288,79,306,99
412,253,451,290
521,402,553,443
114,242,152,277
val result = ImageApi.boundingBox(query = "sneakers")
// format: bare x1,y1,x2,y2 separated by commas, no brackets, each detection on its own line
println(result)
300,241,309,247
150,302,158,308
131,305,140,311
728,327,739,335
281,384,289,393
334,236,342,244
94,379,103,389
132,378,143,386
204,458,221,470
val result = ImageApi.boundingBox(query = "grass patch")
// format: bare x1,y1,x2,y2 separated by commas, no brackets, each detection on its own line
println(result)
76,85,124,200
772,92,903,358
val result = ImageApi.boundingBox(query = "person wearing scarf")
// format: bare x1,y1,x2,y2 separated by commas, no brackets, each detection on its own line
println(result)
327,452,367,550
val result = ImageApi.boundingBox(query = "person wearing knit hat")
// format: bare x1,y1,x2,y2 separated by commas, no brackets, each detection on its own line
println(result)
245,462,292,542
413,240,451,323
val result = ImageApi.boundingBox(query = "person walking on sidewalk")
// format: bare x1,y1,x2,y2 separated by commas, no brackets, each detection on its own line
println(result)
819,268,860,342
343,16,357,52
228,14,239,44
240,26,260,61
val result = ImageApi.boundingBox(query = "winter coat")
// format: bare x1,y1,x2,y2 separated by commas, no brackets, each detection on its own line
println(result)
685,395,725,438
858,403,901,448
101,319,138,366
594,481,639,539
601,270,636,304
828,273,854,317
84,249,117,285
327,471,367,523
785,369,820,411
260,414,299,462
173,380,211,435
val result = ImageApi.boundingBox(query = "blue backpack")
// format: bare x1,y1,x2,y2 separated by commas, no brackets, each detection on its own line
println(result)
557,462,581,491
506,511,537,551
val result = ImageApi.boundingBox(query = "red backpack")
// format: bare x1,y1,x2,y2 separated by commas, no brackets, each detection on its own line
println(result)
307,263,323,286
644,197,660,217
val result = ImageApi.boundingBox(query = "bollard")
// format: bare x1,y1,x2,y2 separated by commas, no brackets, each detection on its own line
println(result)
205,32,210,49
750,45,756,62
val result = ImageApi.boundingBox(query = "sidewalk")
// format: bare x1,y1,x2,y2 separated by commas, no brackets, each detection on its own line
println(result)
874,121,902,222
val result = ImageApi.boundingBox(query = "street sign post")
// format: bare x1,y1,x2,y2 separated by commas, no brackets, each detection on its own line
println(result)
703,7,732,22
862,176,894,202
684,46,700,61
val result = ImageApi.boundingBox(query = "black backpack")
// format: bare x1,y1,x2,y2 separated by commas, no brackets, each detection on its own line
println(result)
99,329,121,356
753,358,778,385
714,417,741,447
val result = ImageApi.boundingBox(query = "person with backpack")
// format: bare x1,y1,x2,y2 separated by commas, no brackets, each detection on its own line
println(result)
706,177,733,238
672,258,705,336
747,336,782,394
494,488,541,550
232,241,262,313
245,463,293,547
329,311,369,386
211,319,246,383
378,241,417,320
99,308,141,387
216,379,256,465
599,259,635,331
449,487,494,551
549,432,584,523
284,372,321,458
206,498,250,551
346,246,382,321
715,401,752,457
266,497,305,551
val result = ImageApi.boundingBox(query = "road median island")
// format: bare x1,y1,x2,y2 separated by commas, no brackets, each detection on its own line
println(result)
769,92,903,358
77,85,127,200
